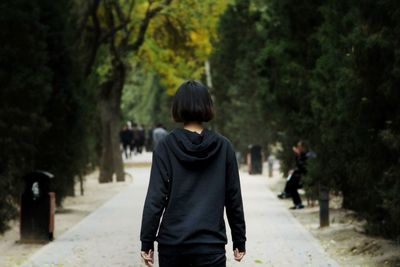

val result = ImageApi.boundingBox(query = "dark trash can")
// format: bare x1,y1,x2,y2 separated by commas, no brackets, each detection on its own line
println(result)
247,145,263,174
20,171,55,243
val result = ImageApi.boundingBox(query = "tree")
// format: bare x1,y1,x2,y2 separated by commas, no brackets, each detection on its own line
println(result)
121,0,228,130
33,0,98,202
212,0,400,240
0,0,97,230
257,0,323,174
309,0,400,239
210,0,270,153
79,0,173,183
211,0,323,158
0,0,52,232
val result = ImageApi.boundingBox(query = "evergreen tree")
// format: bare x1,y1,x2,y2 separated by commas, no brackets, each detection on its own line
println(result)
211,0,270,153
310,0,400,239
33,0,97,203
256,0,323,174
212,0,400,240
0,0,97,231
0,0,52,231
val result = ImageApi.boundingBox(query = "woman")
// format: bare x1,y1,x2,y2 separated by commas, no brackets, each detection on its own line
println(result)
140,80,246,267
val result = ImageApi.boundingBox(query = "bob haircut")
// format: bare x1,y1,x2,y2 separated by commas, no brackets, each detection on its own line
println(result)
172,80,214,123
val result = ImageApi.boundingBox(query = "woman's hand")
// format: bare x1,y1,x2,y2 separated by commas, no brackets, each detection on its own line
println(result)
234,248,246,262
140,249,154,267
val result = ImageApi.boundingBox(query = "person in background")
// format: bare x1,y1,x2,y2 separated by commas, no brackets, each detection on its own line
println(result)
145,126,154,152
152,123,168,150
140,80,246,267
131,123,141,155
137,124,146,154
268,154,275,178
120,124,133,159
277,141,308,209
127,121,134,156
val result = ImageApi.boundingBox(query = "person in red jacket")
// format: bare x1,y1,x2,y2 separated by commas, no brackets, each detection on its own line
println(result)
140,80,246,267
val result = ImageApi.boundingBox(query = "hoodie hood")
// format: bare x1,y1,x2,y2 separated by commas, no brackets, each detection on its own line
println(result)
166,128,223,163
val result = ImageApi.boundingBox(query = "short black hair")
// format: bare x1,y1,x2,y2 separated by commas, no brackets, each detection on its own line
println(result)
172,80,214,123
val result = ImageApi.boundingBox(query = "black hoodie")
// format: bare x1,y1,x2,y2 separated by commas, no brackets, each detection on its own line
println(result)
140,128,246,254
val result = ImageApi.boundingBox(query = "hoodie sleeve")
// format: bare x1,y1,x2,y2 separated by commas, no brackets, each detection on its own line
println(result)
225,146,247,252
140,151,170,251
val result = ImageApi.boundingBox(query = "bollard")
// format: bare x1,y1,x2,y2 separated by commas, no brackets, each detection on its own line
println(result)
268,155,274,178
268,163,273,177
319,185,330,227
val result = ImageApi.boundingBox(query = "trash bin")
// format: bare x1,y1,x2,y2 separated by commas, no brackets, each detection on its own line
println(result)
247,145,263,174
20,171,55,242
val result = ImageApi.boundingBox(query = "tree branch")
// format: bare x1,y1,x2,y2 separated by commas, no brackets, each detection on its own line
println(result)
113,1,129,35
104,0,122,65
100,20,132,44
76,2,92,38
84,0,102,77
83,0,172,76
125,0,173,52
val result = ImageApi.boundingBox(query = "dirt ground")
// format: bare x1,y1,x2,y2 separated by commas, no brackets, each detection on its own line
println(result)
0,166,137,267
265,165,400,267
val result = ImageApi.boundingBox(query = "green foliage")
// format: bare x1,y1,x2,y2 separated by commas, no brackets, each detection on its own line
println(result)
0,0,98,231
257,0,323,174
0,0,52,232
121,0,228,130
33,0,98,203
121,64,174,129
212,0,400,240
140,0,228,94
210,0,271,153
306,0,400,240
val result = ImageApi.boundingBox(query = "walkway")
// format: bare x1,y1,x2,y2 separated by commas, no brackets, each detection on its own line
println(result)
19,153,338,267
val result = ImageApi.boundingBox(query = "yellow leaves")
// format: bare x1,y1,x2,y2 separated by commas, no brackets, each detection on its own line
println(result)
136,1,150,14
190,31,200,43
120,0,230,124
140,41,193,95
189,29,212,58
91,0,228,94
136,0,228,93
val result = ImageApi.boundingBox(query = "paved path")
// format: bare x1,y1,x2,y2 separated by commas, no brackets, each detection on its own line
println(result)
20,153,339,267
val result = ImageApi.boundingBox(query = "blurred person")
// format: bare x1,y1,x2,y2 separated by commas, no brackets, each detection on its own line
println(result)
145,126,154,152
137,124,146,154
140,80,246,267
152,123,168,150
131,123,141,155
277,141,308,209
268,154,275,178
120,124,133,159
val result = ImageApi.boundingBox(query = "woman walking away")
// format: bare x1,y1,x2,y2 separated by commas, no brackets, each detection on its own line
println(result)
140,80,246,267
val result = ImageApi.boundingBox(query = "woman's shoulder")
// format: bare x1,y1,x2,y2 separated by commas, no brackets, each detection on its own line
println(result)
208,130,236,153
212,130,231,143
159,127,234,151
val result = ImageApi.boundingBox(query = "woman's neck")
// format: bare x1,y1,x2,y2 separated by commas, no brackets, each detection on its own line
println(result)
183,122,204,134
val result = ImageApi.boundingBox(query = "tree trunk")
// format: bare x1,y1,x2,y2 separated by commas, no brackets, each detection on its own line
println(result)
79,174,84,196
98,62,125,183
66,181,75,196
